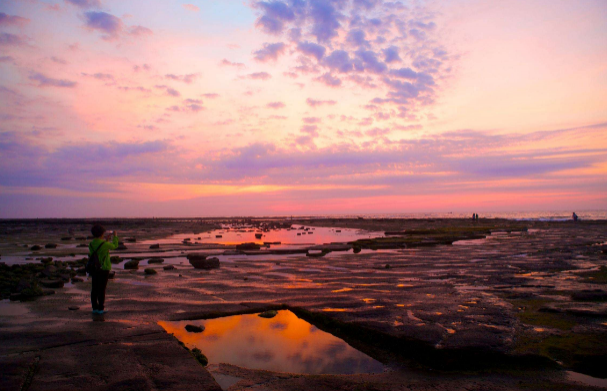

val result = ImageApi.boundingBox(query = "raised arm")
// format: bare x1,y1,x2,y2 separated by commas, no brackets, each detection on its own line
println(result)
105,231,119,250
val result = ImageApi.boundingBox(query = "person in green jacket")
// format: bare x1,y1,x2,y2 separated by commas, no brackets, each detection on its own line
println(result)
89,225,119,314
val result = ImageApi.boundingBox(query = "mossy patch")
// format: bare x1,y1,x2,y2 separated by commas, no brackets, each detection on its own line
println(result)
510,298,576,331
580,266,607,284
191,348,208,366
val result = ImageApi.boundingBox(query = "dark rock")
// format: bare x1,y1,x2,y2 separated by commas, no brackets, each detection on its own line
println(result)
71,277,84,283
45,243,58,249
110,256,123,264
124,260,139,270
108,271,115,279
236,242,261,251
16,279,32,293
31,245,42,251
163,265,175,270
39,279,64,288
42,265,57,277
187,254,220,269
116,242,127,250
75,237,86,241
353,246,362,254
40,257,53,264
148,258,164,264
144,268,157,275
68,306,79,311
258,310,278,318
149,244,160,249
61,237,72,241
76,243,88,248
571,291,607,302
125,238,137,243
76,267,86,275
185,324,205,333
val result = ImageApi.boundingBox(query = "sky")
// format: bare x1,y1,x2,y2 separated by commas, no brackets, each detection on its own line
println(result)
0,0,606,218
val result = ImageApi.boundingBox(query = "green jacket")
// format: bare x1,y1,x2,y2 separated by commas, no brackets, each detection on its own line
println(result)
89,236,119,271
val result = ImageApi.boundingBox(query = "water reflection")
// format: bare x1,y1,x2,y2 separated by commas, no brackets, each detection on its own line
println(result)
159,310,383,375
141,225,382,248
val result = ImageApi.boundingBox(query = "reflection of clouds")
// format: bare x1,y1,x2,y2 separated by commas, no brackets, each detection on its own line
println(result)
252,350,275,362
270,321,287,330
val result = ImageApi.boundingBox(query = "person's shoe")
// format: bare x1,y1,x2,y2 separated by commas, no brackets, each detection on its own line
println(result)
97,310,107,314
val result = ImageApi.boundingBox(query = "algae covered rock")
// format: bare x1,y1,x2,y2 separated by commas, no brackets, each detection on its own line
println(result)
148,258,164,264
45,243,58,249
191,348,208,366
163,265,175,270
110,256,123,264
258,310,278,319
144,268,157,275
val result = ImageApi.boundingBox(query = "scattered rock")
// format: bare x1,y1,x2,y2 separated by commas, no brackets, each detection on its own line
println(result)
61,237,72,241
75,237,86,241
42,265,57,277
149,244,160,249
116,242,128,250
39,279,64,288
45,243,58,249
258,310,278,318
125,238,137,243
76,243,88,248
187,254,220,269
124,260,139,270
68,306,79,311
236,242,261,251
31,245,42,251
163,265,175,271
353,246,362,254
40,257,53,265
71,277,84,283
185,324,205,333
110,256,123,264
148,258,164,264
108,271,115,279
571,290,607,302
144,268,157,275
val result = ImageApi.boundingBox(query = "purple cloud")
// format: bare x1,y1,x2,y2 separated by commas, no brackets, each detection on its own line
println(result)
255,1,296,35
166,74,198,84
220,59,245,68
128,25,153,37
297,41,326,61
346,29,369,47
82,72,114,80
29,72,77,88
355,50,387,74
0,13,30,27
0,33,26,46
267,101,285,109
84,11,123,39
65,0,101,9
306,98,336,107
315,73,341,87
323,50,356,73
247,72,272,80
383,46,401,63
309,0,341,43
202,93,220,99
253,42,287,62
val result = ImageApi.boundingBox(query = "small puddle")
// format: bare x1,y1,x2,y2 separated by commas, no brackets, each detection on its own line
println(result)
566,371,607,388
159,310,384,375
0,300,30,316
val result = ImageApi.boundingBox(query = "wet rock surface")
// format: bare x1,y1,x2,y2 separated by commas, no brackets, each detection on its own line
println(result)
0,218,606,390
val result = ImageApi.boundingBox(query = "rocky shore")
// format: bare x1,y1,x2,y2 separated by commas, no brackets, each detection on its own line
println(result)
1,218,606,390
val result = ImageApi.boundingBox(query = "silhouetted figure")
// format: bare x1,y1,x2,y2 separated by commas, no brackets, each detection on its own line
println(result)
572,212,578,222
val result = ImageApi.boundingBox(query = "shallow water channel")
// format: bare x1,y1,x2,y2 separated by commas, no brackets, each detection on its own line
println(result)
159,310,384,375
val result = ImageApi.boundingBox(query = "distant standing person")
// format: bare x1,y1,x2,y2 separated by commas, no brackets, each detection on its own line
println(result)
572,212,578,222
89,225,119,314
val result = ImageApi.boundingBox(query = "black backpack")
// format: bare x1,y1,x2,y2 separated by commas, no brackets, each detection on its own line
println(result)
86,242,105,275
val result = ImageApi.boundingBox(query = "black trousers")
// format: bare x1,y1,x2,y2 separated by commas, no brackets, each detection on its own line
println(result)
91,270,110,310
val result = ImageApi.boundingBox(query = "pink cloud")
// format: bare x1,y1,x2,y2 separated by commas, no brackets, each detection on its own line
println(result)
182,4,200,12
